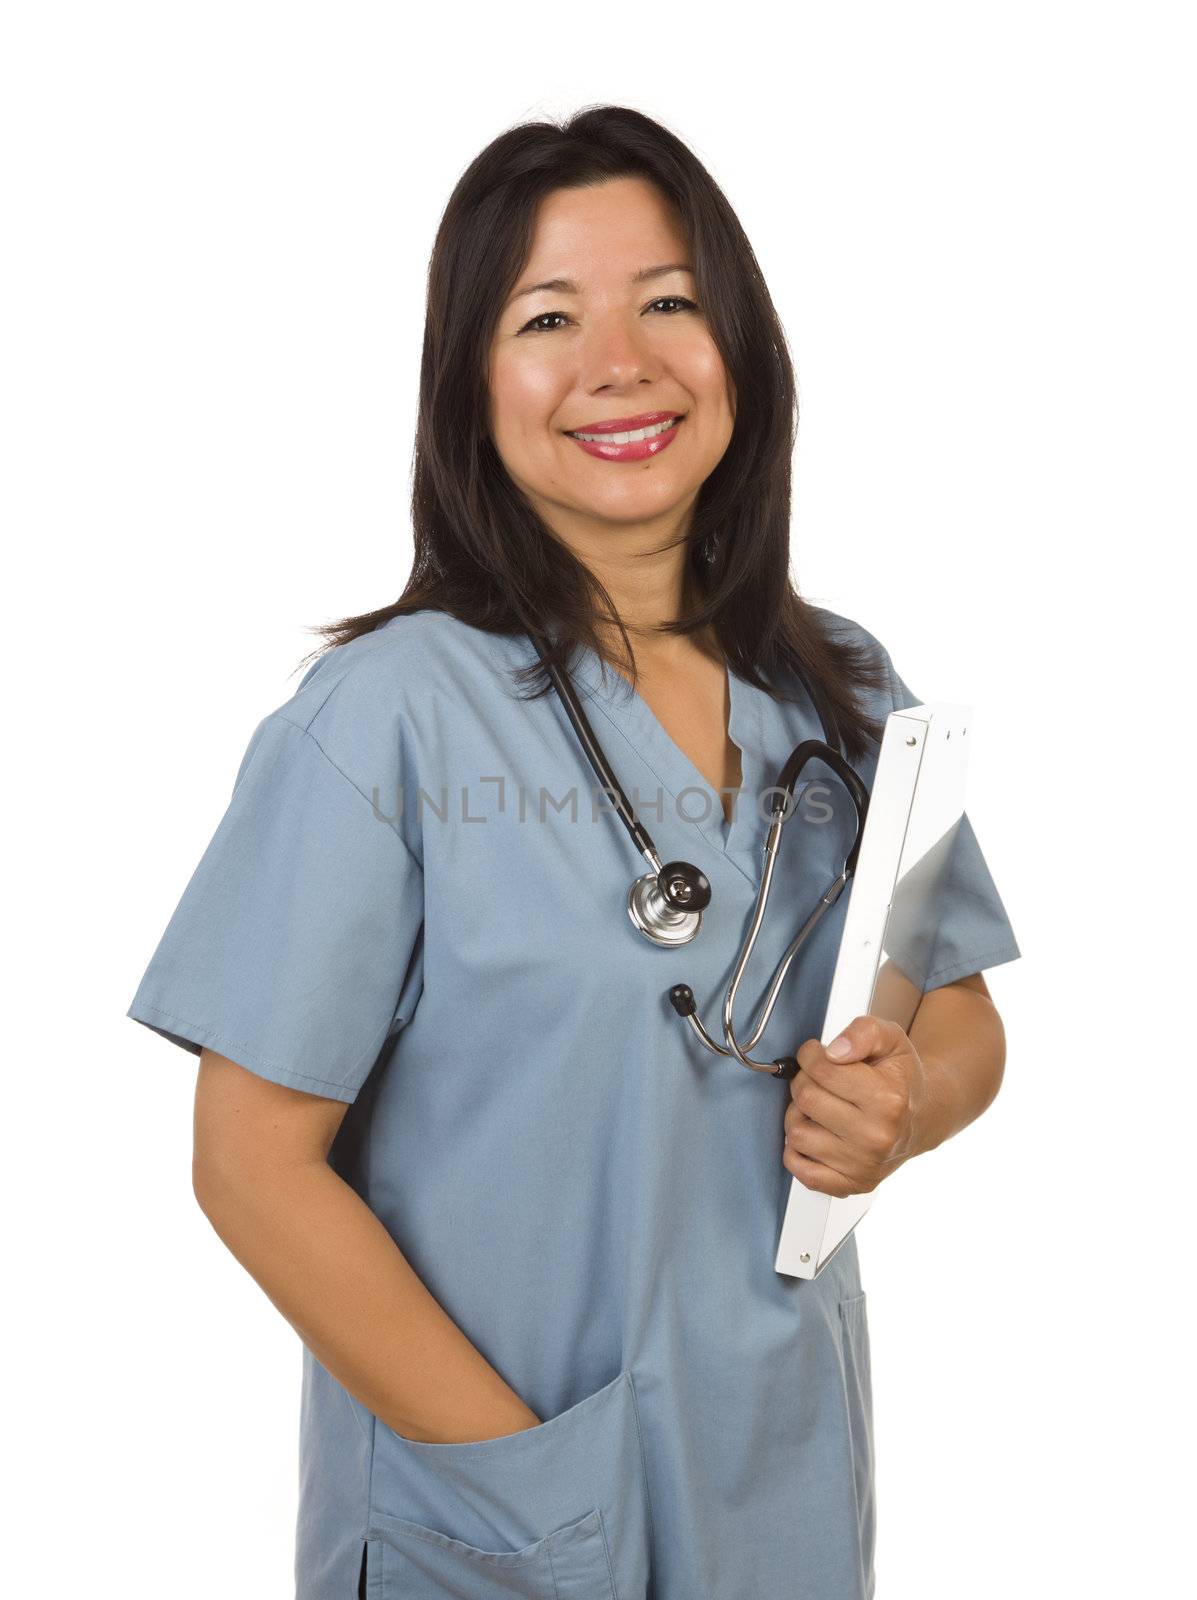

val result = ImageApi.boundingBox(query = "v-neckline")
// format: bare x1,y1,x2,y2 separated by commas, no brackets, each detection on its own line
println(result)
566,638,769,885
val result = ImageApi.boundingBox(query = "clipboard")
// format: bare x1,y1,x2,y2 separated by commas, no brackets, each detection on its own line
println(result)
774,700,973,1280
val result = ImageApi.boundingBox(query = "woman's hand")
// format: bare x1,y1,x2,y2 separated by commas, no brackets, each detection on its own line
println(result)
782,1014,934,1198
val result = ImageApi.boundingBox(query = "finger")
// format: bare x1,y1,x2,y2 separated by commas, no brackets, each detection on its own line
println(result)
801,1016,910,1088
789,1022,876,1102
786,1075,861,1142
781,1143,862,1200
825,1011,902,1062
784,1106,858,1170
793,1046,875,1108
783,1112,881,1195
794,1035,826,1075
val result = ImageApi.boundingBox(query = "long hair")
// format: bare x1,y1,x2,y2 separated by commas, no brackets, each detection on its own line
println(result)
298,105,891,761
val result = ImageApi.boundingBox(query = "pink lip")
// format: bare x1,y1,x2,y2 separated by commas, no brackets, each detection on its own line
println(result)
565,412,685,463
567,409,683,435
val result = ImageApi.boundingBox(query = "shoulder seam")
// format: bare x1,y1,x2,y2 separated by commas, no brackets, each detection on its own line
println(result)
273,712,423,875
286,614,444,732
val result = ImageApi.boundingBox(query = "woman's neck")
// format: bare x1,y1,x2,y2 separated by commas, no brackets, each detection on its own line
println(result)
590,558,713,662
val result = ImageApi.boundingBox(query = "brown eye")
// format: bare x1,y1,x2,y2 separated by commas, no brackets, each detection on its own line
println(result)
516,296,699,335
517,311,571,335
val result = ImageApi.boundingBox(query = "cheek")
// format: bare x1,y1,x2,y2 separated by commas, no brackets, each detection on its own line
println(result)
677,343,734,422
490,353,566,451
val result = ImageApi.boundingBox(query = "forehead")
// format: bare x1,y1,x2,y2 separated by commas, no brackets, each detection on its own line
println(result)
521,177,689,276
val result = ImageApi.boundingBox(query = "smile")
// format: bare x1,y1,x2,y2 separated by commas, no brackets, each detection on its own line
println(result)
565,415,685,462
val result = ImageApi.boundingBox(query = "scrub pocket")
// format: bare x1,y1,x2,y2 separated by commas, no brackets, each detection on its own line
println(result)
838,1292,877,1596
367,1368,652,1599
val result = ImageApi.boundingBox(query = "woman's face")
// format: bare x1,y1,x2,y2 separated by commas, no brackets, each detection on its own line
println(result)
487,176,736,539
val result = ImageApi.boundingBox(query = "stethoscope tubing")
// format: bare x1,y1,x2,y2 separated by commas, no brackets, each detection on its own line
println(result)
533,638,661,872
528,630,869,1078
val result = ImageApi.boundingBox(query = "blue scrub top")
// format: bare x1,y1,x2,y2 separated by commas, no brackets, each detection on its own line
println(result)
127,607,1020,1600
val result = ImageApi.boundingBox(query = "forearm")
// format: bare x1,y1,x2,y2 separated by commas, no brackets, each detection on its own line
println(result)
906,982,1007,1155
193,1156,539,1444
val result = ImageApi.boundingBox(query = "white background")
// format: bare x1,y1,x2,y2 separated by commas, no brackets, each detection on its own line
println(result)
4,2,1192,1594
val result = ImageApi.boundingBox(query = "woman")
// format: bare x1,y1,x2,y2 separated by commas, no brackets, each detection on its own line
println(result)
128,106,1020,1600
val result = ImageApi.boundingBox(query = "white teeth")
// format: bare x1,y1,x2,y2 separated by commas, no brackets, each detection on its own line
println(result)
571,416,681,444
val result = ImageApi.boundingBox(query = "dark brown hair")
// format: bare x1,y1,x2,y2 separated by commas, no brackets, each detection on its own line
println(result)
297,104,890,761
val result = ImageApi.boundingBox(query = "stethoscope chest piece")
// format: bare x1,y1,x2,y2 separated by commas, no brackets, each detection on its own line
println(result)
627,861,711,947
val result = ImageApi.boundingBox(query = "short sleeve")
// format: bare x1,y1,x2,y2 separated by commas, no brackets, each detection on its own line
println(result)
880,648,1022,992
125,711,425,1103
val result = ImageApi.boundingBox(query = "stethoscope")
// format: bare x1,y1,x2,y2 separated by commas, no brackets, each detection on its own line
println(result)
528,631,871,1079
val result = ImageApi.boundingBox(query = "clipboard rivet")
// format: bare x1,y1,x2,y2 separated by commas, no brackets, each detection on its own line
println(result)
905,736,916,746
800,1252,811,1263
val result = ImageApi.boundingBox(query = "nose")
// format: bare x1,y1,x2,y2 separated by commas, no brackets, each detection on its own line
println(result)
578,310,660,393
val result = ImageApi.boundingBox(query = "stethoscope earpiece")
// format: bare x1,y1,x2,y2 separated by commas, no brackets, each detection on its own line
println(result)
667,983,696,1016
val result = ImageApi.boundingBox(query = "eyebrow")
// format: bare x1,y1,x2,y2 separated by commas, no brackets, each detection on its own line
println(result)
507,262,693,305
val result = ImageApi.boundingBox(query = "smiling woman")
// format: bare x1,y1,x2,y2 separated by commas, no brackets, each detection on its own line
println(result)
126,103,1020,1600
314,109,896,759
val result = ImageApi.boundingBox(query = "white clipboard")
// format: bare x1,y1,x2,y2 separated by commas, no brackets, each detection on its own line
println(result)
774,700,973,1279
